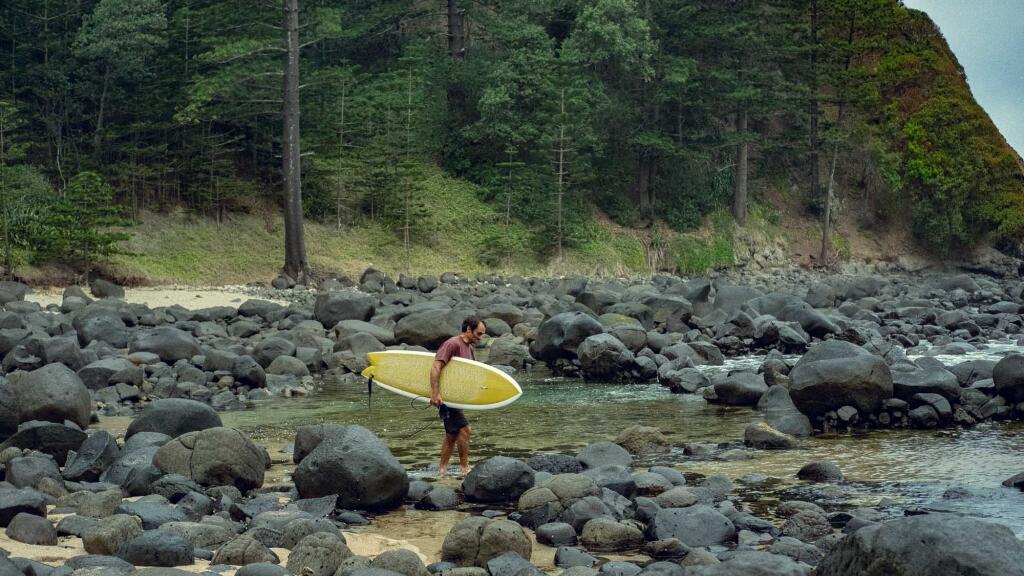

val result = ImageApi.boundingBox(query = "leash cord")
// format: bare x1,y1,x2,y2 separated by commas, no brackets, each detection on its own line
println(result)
366,376,438,439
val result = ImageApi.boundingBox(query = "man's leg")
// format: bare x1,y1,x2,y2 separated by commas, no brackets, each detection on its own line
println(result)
456,425,471,476
439,432,457,476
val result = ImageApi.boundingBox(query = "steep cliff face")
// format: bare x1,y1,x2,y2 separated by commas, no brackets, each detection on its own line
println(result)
861,8,1024,253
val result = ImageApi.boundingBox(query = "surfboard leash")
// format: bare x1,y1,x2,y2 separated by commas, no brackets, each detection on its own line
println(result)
365,376,437,438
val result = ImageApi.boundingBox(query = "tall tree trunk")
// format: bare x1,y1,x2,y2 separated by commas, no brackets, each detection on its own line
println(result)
820,143,839,266
554,89,567,262
281,0,307,282
445,0,466,168
733,108,749,226
808,0,820,206
447,0,465,61
93,65,111,160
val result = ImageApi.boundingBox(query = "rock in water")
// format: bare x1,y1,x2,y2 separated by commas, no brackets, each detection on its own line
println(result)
125,399,223,439
646,506,735,548
682,551,808,576
788,341,892,418
154,427,266,491
816,515,1024,576
462,456,535,503
993,354,1024,403
530,312,604,363
293,425,407,511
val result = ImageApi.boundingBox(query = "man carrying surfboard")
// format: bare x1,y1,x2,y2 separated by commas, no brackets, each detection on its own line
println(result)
430,318,486,477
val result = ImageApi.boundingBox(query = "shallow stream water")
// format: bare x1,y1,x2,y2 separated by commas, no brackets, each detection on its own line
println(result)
93,342,1024,545
193,342,1024,537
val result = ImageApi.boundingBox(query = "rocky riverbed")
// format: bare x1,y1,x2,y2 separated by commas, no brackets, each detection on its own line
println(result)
1,267,1024,576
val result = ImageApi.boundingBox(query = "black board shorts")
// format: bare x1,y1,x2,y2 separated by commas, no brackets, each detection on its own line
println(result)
439,404,469,435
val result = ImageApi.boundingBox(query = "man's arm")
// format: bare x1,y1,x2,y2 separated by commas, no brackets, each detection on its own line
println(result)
430,359,445,406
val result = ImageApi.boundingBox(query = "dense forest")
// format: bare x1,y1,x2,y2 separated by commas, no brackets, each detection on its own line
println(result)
0,0,1022,280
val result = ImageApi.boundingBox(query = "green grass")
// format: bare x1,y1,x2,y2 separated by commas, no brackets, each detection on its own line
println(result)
670,208,736,274
91,168,658,285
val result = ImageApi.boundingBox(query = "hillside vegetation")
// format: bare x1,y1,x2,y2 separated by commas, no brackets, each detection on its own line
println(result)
0,0,1021,284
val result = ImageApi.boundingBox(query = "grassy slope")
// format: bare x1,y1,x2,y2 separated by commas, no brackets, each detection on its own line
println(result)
96,169,659,285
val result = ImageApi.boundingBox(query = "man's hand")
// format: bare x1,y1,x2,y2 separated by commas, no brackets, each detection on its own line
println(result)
430,359,444,407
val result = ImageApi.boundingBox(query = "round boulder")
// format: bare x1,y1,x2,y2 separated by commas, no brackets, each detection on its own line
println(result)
993,354,1024,403
129,327,201,363
788,341,893,418
293,425,408,511
530,313,604,363
10,363,91,428
441,516,532,568
154,427,266,491
125,399,223,440
287,532,353,576
816,515,1024,576
462,456,535,503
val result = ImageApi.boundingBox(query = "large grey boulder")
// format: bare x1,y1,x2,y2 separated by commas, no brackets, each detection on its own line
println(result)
5,512,58,545
579,517,643,551
10,363,91,428
129,327,201,363
0,488,48,526
530,313,604,363
6,455,60,488
73,306,129,348
577,442,632,469
683,551,809,576
743,422,798,450
993,354,1024,403
63,430,120,481
154,427,266,491
441,516,532,568
117,530,195,567
577,334,637,382
788,341,893,418
816,515,1024,576
314,292,375,328
757,385,812,438
213,534,281,566
83,514,144,555
891,366,961,401
287,532,353,576
394,308,476,349
125,399,223,439
646,506,735,548
293,425,408,511
78,358,142,391
0,421,87,465
712,372,768,406
369,549,429,576
462,456,535,503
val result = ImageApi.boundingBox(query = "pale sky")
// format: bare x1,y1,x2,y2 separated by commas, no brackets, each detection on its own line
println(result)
901,0,1024,155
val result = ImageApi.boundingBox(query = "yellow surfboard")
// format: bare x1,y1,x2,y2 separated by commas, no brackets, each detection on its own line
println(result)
361,350,522,410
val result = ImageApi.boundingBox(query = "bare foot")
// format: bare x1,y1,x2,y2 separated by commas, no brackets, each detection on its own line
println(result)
460,465,472,477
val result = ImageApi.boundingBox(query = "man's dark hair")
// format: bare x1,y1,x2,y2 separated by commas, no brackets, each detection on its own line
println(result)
462,318,484,333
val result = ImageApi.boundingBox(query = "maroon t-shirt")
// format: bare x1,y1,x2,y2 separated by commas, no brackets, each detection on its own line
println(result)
435,335,475,365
